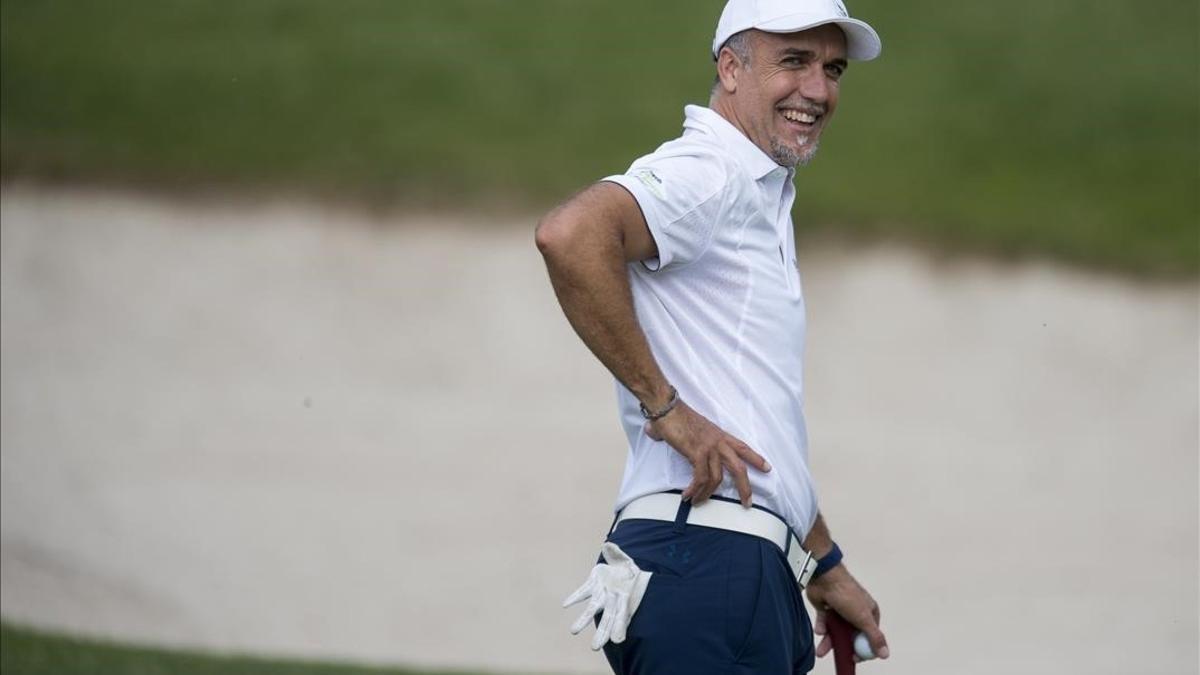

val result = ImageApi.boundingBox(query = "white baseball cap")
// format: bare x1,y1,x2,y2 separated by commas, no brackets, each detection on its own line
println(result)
712,0,882,61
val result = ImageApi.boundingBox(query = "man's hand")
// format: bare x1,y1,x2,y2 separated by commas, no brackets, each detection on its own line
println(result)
644,401,771,506
806,564,890,661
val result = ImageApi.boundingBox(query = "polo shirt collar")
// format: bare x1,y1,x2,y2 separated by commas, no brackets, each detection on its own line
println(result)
683,104,785,182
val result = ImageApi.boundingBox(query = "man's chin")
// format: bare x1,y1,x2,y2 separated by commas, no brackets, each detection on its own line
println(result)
796,141,820,166
769,134,820,168
772,145,820,168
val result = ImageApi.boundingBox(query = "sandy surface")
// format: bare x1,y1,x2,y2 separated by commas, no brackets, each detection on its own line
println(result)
2,185,1197,675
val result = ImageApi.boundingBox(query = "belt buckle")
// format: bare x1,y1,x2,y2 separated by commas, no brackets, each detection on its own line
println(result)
797,550,817,588
789,543,818,589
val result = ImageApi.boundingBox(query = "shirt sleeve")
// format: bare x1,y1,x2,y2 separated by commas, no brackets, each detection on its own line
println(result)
601,148,729,271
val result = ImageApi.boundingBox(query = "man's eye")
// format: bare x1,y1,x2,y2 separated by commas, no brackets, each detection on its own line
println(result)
825,65,844,79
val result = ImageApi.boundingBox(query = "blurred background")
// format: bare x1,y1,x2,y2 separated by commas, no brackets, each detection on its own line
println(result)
1,1,1197,674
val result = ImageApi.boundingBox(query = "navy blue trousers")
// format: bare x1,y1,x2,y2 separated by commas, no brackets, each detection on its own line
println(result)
600,517,815,675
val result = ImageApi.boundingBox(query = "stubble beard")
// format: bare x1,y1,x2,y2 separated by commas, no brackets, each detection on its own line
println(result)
770,133,820,168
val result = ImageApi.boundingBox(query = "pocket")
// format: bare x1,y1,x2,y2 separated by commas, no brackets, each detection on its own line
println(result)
606,520,690,577
622,571,657,636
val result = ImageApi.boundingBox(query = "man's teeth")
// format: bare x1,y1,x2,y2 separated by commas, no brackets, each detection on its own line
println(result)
781,110,817,124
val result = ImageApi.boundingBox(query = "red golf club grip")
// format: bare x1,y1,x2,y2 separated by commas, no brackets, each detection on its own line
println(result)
825,610,857,675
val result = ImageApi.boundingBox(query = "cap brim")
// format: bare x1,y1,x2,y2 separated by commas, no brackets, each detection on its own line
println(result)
755,14,882,61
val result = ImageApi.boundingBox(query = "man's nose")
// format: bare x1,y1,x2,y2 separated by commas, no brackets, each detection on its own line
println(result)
799,70,830,104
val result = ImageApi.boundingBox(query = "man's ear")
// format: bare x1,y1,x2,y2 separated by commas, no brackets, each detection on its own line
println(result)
716,47,742,94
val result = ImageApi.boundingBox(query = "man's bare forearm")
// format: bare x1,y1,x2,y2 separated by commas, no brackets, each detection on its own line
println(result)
535,184,673,409
536,183,772,506
803,513,835,559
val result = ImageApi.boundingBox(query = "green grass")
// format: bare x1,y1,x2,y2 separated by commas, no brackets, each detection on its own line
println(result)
0,622,524,675
2,0,1197,276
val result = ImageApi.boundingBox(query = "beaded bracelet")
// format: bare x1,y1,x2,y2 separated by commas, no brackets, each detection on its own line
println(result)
639,386,680,421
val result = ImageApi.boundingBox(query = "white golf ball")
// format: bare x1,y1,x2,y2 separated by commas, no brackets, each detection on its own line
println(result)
854,632,875,660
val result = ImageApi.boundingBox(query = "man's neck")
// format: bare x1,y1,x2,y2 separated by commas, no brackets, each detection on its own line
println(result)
709,95,750,145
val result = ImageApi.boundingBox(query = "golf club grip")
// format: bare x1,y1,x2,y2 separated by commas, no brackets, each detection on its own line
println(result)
825,610,857,675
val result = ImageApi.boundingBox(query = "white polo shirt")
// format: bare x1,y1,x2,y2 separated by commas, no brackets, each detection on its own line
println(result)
602,104,818,539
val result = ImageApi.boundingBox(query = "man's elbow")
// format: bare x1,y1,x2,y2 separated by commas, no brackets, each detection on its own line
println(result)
537,184,627,262
534,210,577,260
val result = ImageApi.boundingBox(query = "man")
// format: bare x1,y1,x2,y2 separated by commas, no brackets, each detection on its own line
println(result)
537,1,889,672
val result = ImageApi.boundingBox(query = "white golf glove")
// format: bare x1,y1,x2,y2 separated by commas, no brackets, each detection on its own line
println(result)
562,541,652,650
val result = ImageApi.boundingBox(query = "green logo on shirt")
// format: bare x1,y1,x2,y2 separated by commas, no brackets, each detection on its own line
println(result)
633,168,666,200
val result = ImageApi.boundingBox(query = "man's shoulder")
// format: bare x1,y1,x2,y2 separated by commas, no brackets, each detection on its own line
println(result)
623,133,736,201
635,128,733,171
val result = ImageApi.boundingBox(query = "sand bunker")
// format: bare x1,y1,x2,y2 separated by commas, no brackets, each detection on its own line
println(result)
2,185,1197,674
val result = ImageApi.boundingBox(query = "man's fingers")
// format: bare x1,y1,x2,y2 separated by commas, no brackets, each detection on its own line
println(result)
848,607,889,660
734,442,771,473
726,454,752,506
683,457,711,501
687,452,717,502
693,452,722,503
815,634,832,657
812,609,827,635
710,452,722,493
864,626,889,659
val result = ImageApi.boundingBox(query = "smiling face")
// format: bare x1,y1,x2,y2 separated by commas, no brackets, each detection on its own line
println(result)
712,25,848,167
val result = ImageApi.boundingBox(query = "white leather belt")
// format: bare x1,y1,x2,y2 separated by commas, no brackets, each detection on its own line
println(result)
614,492,818,588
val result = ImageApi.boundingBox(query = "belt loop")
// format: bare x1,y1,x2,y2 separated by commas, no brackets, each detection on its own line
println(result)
672,498,691,533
